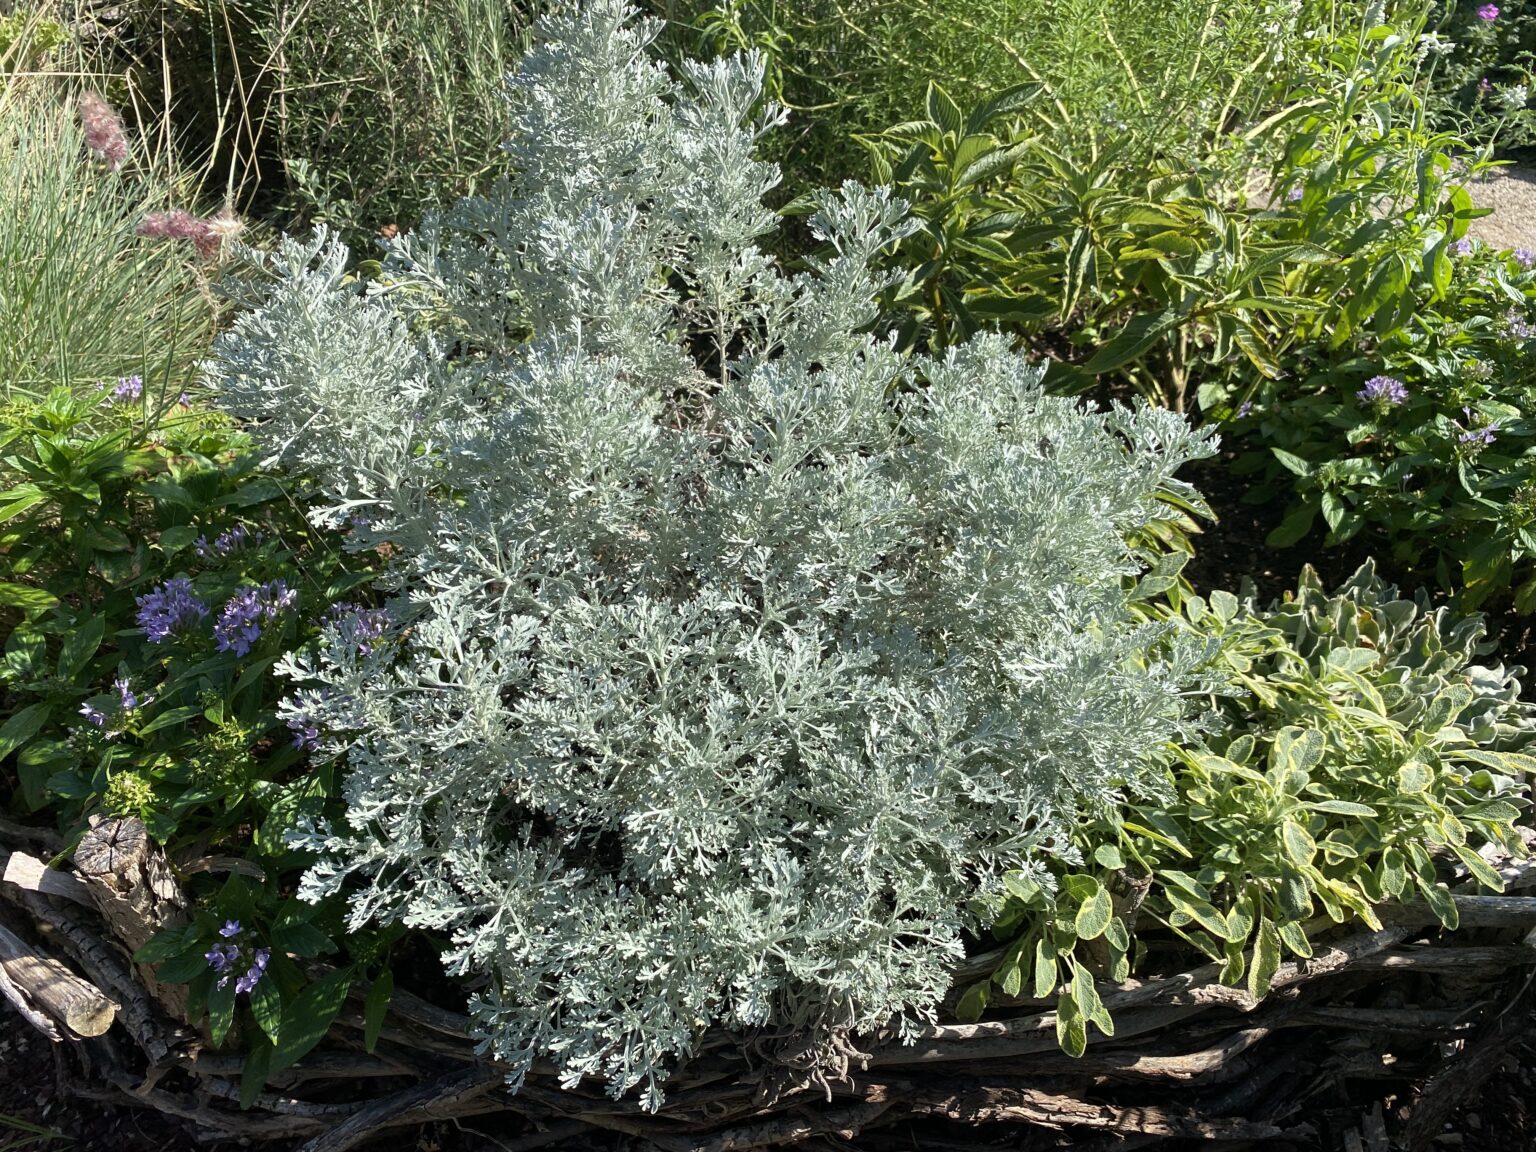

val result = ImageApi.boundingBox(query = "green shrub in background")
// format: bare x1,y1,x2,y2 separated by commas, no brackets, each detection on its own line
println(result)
961,561,1536,1051
1424,0,1536,152
106,0,529,240
858,2,1536,613
264,0,530,237
863,1,1477,407
650,0,1328,197
0,67,397,1091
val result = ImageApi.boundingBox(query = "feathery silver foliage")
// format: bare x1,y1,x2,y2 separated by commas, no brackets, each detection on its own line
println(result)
210,0,1217,1107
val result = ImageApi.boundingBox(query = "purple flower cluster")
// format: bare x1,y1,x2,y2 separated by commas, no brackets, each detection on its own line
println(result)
214,580,297,658
194,524,259,558
1451,237,1474,257
287,713,321,752
107,375,143,403
325,602,393,654
135,577,210,643
1502,308,1536,340
1456,407,1499,448
1514,248,1535,270
76,677,150,737
204,921,271,993
1356,375,1409,407
1477,3,1499,19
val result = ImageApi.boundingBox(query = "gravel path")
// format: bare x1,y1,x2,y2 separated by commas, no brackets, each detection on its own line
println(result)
1468,165,1536,249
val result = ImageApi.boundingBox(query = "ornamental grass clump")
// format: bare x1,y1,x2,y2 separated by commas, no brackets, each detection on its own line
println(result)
210,0,1216,1106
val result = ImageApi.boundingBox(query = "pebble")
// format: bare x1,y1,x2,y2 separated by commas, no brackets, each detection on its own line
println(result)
1465,1113,1482,1132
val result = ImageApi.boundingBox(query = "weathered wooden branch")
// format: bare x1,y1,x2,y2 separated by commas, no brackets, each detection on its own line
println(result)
295,1066,507,1152
0,808,1528,1151
1,850,94,906
0,919,116,1038
71,816,191,1025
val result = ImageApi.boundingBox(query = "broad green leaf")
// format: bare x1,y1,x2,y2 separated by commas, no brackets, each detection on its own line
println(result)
1397,761,1432,794
1452,845,1504,893
1280,820,1316,869
1247,919,1282,999
0,583,59,615
270,971,352,1074
208,977,237,1046
1032,936,1058,999
250,975,284,1042
1075,883,1113,941
58,615,106,679
240,1040,274,1110
1092,844,1124,870
1072,963,1113,1036
269,922,337,958
0,703,50,760
955,980,990,1023
1054,993,1087,1058
1277,920,1313,958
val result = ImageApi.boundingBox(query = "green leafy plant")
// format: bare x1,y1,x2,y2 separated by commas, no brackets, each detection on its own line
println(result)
863,2,1486,414
1423,0,1536,152
652,0,1324,199
1235,238,1536,611
961,561,1536,1053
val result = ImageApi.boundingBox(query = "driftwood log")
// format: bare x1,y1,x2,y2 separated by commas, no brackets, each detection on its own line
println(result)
0,817,1533,1152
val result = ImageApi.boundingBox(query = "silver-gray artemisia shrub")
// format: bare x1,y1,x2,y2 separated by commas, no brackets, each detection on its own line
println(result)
209,0,1217,1107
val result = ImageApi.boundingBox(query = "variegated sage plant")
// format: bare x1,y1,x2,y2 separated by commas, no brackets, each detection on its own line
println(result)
209,0,1217,1106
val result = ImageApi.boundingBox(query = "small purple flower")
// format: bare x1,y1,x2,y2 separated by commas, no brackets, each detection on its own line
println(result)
205,945,237,973
111,375,143,402
177,392,191,408
233,947,271,995
1514,248,1535,270
114,678,137,711
1452,237,1474,256
1501,308,1536,340
288,714,321,752
213,589,263,657
1235,400,1254,419
1285,185,1304,202
258,580,296,618
213,524,251,555
219,920,242,938
325,602,393,654
1477,3,1499,20
1356,375,1409,407
1481,77,1493,93
79,703,107,727
1456,407,1499,447
135,577,210,643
